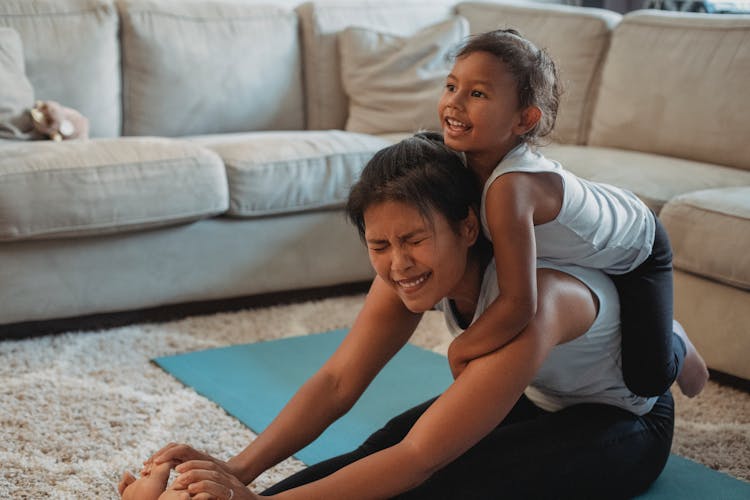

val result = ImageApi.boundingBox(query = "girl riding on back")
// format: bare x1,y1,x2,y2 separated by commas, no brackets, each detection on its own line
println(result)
438,29,707,398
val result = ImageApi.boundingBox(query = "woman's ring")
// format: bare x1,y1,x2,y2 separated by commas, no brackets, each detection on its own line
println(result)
228,489,234,500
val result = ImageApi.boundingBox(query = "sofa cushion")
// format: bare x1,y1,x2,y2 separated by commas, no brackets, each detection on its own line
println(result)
661,188,750,290
0,0,121,138
188,131,392,217
589,11,750,171
0,138,228,241
339,17,469,135
120,0,303,137
456,1,620,145
541,144,750,214
296,0,455,131
0,27,33,124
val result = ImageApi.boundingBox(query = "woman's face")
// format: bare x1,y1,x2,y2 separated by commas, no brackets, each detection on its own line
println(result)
363,200,477,313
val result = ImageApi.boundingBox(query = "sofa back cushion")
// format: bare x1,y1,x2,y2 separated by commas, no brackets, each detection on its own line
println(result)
0,27,34,123
0,0,121,138
297,0,455,131
456,1,621,145
589,10,750,171
120,0,304,137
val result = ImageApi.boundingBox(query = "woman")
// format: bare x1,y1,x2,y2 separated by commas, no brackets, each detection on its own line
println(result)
132,133,674,499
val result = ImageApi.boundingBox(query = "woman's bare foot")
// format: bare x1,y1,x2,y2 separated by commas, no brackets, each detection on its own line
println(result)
674,320,709,397
118,471,137,497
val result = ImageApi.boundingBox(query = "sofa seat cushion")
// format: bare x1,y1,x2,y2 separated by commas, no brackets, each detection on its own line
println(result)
0,138,228,241
541,144,750,213
188,131,392,217
661,187,750,290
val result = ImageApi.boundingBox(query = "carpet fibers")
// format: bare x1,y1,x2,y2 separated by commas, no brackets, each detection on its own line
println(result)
1,295,748,498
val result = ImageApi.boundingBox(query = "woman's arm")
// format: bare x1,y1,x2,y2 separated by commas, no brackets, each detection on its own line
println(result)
158,276,422,485
178,268,598,500
173,330,549,500
257,269,592,499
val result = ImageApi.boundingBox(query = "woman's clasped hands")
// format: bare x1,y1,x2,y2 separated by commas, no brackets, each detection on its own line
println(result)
169,460,254,500
121,443,260,500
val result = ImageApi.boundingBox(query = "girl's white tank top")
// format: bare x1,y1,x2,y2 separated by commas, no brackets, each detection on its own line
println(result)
480,143,655,274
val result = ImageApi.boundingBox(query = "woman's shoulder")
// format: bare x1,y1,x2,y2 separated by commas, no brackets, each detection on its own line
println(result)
536,260,620,336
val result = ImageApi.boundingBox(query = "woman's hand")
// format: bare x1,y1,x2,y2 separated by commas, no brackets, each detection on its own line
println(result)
169,460,260,500
145,443,240,479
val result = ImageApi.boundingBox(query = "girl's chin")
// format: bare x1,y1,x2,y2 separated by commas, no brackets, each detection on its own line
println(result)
442,132,468,151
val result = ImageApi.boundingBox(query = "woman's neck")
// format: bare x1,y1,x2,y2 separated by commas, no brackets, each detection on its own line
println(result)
449,249,491,327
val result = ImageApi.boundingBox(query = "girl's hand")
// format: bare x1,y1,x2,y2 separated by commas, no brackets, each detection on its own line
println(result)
447,338,469,379
169,460,259,500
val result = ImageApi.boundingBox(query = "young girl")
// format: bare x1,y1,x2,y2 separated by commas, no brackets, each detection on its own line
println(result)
138,134,675,499
437,29,708,398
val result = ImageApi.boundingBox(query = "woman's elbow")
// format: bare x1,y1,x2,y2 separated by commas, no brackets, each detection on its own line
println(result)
397,438,456,486
314,369,360,418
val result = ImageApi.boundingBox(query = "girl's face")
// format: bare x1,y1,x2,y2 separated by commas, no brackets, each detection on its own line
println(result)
438,51,526,171
363,201,478,313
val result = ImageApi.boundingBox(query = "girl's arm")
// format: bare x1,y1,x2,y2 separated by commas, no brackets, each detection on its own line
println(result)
447,173,539,377
224,276,422,484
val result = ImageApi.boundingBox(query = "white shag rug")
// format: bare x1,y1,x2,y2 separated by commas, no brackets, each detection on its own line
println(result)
1,294,748,499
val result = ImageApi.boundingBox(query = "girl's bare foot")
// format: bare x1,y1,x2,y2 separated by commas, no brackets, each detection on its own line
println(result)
674,320,709,397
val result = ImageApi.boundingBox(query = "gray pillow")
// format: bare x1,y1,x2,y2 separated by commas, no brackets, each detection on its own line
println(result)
0,0,121,138
339,17,468,135
0,27,34,136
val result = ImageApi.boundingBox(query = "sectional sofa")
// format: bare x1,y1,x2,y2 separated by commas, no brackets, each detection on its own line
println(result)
0,0,748,380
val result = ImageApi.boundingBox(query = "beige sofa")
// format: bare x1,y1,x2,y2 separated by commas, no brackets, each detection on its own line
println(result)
0,0,748,380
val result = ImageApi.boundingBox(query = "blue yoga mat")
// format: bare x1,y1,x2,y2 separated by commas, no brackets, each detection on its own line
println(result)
154,329,750,498
155,329,453,464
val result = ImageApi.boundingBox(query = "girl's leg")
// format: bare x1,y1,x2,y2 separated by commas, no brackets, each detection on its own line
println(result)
673,319,709,397
395,391,675,500
612,217,696,397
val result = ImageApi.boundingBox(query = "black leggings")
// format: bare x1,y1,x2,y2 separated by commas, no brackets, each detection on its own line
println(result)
262,392,674,499
611,216,686,397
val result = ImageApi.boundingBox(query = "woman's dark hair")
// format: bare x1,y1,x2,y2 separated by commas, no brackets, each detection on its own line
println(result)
455,29,561,145
346,132,482,239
